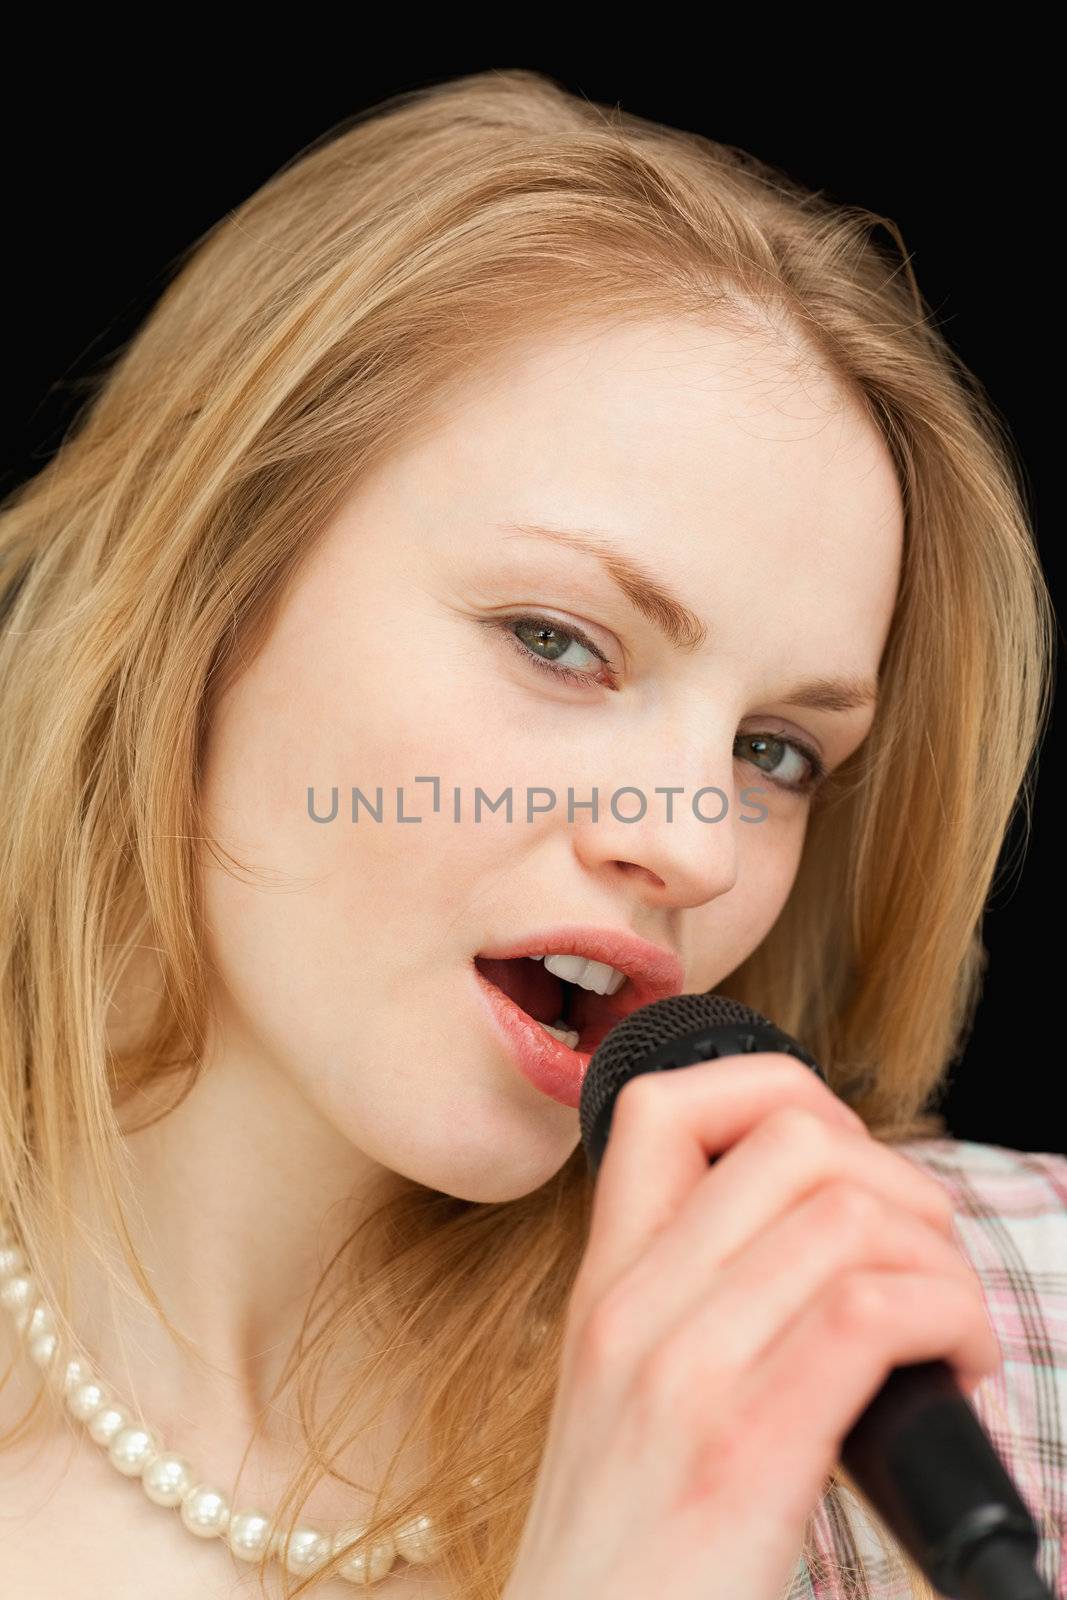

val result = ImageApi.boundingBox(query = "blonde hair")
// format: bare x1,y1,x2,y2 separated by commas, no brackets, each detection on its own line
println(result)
0,69,1054,1599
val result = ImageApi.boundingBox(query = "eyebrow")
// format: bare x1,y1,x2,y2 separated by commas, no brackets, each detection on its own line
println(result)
495,519,880,713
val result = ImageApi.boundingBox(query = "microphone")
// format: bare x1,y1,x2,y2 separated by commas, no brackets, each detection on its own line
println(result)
578,992,1054,1600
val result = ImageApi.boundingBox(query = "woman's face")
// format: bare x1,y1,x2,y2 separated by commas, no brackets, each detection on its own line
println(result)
198,313,903,1202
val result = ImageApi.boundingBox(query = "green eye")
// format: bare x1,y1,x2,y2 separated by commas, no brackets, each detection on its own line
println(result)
734,732,825,794
491,613,615,689
512,618,600,672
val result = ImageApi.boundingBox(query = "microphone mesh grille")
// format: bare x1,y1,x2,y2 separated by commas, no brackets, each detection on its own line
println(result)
578,992,771,1150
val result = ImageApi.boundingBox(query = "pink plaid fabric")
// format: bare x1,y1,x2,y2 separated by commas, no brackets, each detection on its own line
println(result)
786,1138,1067,1598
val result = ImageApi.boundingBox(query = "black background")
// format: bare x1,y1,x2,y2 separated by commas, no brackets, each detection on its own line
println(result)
4,57,1059,1153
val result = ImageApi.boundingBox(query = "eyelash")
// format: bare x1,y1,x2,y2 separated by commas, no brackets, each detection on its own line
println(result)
488,611,828,795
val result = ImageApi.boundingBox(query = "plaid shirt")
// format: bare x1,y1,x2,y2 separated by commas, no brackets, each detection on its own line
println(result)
786,1138,1067,1599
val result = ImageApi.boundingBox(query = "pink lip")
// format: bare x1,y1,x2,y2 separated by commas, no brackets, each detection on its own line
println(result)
470,965,592,1108
476,924,685,1009
470,924,686,1109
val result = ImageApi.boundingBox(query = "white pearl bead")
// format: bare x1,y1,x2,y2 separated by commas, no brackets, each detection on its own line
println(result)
67,1378,109,1422
394,1511,441,1565
1,1274,35,1321
332,1522,397,1584
23,1302,56,1342
180,1484,230,1538
227,1509,274,1562
0,1244,26,1277
142,1452,195,1508
87,1400,131,1446
108,1423,162,1477
276,1524,331,1576
29,1331,59,1368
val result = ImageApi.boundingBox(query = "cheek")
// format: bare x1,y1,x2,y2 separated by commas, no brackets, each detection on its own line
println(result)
196,622,533,1025
688,815,809,989
326,644,529,893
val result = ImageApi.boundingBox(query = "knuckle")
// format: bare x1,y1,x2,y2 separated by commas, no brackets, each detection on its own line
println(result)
825,1272,889,1338
575,1285,639,1375
892,1153,956,1227
946,1276,996,1349
817,1180,884,1239
763,1103,836,1156
767,1050,820,1081
921,1176,957,1230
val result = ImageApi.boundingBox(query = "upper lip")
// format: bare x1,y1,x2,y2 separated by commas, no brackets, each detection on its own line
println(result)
474,924,685,1015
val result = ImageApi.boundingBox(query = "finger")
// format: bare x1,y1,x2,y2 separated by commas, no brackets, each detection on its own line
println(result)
771,1268,1002,1425
602,1105,957,1337
576,1054,870,1321
643,1184,986,1385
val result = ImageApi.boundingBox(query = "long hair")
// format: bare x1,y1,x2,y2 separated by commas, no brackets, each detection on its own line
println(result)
0,69,1054,1598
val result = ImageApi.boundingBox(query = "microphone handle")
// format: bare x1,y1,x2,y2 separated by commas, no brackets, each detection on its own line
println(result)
582,1022,1054,1599
840,1357,1054,1599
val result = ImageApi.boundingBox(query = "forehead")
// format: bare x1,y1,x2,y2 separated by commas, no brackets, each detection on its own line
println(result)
416,313,902,553
378,314,904,635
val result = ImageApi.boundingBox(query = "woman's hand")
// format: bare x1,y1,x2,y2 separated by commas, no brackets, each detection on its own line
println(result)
503,1055,1000,1600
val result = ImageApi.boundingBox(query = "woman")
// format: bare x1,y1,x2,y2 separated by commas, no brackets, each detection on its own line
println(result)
0,69,1062,1600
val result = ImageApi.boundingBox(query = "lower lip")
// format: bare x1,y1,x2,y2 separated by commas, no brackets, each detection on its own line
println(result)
470,961,592,1109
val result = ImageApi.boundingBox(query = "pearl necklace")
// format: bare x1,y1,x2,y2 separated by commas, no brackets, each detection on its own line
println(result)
0,1217,475,1586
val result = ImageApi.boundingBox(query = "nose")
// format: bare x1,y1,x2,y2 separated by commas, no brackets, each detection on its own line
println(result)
567,770,741,911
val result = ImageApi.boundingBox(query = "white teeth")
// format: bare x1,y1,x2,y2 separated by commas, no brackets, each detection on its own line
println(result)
541,953,627,996
538,1019,581,1048
541,954,587,985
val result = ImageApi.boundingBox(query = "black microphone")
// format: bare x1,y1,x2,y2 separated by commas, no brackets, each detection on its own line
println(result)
578,992,1054,1600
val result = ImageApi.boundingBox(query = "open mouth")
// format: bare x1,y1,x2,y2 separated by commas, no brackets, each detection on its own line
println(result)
472,954,625,1056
